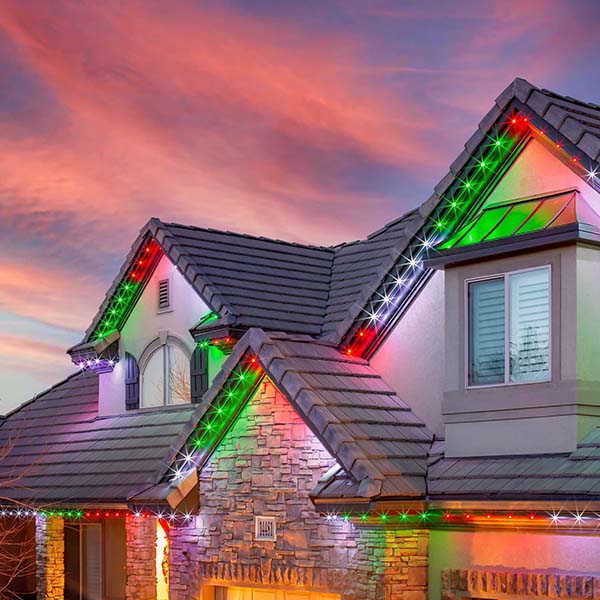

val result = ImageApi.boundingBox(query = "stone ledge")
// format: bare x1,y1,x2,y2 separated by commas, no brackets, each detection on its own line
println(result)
442,568,600,599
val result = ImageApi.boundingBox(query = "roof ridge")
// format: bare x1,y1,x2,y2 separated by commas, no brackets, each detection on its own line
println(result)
539,86,600,113
365,208,421,240
159,327,431,500
156,219,335,253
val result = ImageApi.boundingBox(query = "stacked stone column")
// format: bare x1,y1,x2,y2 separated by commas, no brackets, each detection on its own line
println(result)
126,515,158,600
35,515,64,600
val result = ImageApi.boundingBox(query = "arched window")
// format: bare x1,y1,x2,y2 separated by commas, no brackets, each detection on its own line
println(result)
140,337,191,407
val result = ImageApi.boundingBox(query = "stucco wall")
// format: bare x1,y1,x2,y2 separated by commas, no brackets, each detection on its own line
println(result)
429,529,600,600
371,270,445,436
98,254,213,415
484,138,600,209
168,380,429,600
443,242,600,456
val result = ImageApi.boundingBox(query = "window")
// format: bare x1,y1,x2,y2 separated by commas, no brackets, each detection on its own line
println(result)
468,266,550,386
64,524,102,600
141,341,191,407
64,519,126,600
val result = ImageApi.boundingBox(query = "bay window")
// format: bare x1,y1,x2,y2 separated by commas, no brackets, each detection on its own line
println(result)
468,266,551,386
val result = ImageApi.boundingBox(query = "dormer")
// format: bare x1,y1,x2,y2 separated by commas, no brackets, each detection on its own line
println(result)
65,217,334,417
431,136,600,457
67,234,230,416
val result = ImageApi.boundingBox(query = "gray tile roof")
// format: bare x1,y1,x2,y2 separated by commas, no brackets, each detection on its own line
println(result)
76,207,426,348
505,78,600,162
322,209,425,338
76,78,600,353
0,372,195,505
150,220,334,335
13,78,600,508
428,428,600,500
162,329,433,500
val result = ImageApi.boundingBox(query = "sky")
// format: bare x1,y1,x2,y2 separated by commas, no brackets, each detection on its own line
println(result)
1,0,600,412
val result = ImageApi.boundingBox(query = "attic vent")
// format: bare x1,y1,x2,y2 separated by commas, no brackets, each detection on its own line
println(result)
255,516,276,541
158,279,170,310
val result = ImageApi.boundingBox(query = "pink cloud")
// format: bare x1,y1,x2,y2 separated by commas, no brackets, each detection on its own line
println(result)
0,259,100,332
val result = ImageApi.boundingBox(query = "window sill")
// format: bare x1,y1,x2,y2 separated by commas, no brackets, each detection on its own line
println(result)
465,377,552,390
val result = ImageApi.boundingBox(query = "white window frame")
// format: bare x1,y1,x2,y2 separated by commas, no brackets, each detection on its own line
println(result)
464,264,552,389
139,336,191,407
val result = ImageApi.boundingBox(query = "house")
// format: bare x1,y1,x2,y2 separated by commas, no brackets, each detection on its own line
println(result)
2,77,600,600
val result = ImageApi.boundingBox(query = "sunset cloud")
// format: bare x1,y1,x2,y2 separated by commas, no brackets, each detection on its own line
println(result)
1,0,599,410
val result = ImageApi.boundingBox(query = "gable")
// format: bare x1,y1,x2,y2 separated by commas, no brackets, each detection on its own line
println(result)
200,378,336,492
98,254,215,416
484,138,600,209
161,329,432,504
119,254,208,359
337,82,600,360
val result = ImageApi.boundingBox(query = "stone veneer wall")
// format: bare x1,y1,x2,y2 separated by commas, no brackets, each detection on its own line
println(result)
126,515,158,600
168,380,429,600
442,567,600,600
35,515,64,600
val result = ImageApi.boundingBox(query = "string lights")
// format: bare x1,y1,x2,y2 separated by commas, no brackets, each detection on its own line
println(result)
167,353,264,483
0,508,194,523
5,505,600,531
323,508,600,530
197,336,233,350
76,356,118,373
340,110,600,359
91,237,163,342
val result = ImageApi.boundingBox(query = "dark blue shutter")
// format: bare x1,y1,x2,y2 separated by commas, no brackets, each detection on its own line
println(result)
124,352,140,410
190,347,209,404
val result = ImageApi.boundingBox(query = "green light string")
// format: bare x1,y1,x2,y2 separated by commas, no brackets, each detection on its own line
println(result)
341,113,530,358
325,508,595,528
168,354,264,482
91,237,163,342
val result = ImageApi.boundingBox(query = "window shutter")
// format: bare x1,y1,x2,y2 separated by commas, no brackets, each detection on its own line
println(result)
469,278,505,385
190,347,209,404
509,268,550,382
124,352,140,410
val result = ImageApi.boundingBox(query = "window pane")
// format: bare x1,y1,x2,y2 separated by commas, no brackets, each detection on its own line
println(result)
509,268,550,382
469,278,505,385
81,525,102,600
142,349,164,407
168,345,191,404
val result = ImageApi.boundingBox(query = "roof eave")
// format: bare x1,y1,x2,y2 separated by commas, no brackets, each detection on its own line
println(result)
427,224,600,270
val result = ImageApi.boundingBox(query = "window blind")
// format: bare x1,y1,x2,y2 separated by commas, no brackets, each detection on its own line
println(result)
469,278,505,385
509,268,550,382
